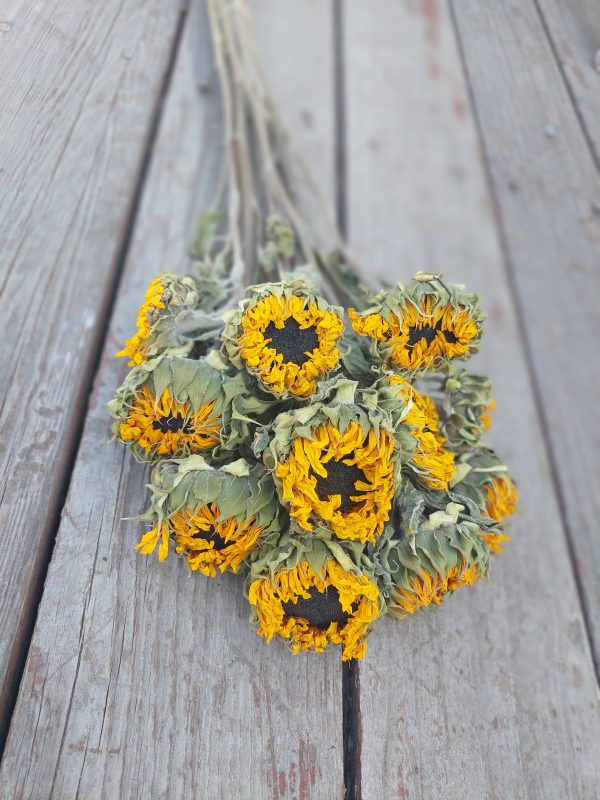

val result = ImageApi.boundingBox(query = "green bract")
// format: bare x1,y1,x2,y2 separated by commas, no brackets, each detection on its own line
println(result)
452,446,518,527
144,455,281,539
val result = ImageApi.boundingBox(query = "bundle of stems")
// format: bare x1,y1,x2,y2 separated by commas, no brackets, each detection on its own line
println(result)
206,0,357,302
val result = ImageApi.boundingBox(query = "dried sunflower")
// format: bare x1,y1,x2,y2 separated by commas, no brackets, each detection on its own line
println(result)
437,367,494,451
348,272,485,373
389,561,483,615
116,273,202,366
261,378,398,544
380,374,455,491
221,279,344,398
373,500,491,618
109,350,267,463
136,455,280,575
247,535,381,660
452,448,517,552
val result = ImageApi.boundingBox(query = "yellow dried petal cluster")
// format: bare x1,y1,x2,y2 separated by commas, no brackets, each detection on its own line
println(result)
393,561,482,616
482,529,510,554
481,399,495,432
349,296,479,370
238,293,343,397
391,376,455,490
275,421,395,543
118,386,220,456
136,521,171,562
136,503,261,575
248,559,380,660
484,475,518,524
116,276,165,366
172,503,262,576
347,308,389,340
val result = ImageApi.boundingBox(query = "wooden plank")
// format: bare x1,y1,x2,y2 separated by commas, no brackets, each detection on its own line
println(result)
453,0,600,670
0,2,345,798
342,1,600,798
536,0,600,162
0,0,184,729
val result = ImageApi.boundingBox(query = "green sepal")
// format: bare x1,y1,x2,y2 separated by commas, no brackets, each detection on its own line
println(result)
144,454,281,538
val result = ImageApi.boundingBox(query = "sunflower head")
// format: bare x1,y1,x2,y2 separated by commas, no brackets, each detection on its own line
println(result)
373,499,491,618
379,375,455,491
348,272,485,373
389,560,484,616
452,448,518,539
262,379,398,544
221,279,344,398
136,455,280,574
439,368,494,451
108,350,262,463
116,273,201,366
246,539,381,660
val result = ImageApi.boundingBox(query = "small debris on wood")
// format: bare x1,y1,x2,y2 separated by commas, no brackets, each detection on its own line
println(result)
543,124,556,138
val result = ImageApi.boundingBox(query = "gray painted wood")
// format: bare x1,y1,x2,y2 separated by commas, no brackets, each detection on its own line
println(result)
0,0,184,727
537,0,600,163
343,1,600,797
0,2,344,798
454,0,600,672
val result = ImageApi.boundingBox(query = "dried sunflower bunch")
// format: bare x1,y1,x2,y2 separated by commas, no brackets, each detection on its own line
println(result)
109,0,517,661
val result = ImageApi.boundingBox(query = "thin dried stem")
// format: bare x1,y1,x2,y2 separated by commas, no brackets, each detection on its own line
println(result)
207,0,364,303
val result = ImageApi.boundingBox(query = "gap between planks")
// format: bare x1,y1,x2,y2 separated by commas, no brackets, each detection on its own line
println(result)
333,3,363,797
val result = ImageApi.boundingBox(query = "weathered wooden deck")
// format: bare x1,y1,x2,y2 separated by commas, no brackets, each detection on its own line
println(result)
1,1,600,798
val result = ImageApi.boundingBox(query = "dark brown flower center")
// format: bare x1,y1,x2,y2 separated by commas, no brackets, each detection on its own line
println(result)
192,526,229,550
282,585,350,630
152,414,192,434
264,317,319,366
314,459,366,513
406,322,457,349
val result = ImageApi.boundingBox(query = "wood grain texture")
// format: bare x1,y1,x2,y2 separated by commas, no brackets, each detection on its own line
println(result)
343,1,600,797
536,0,600,163
0,2,344,798
0,0,184,727
251,0,338,249
453,0,600,672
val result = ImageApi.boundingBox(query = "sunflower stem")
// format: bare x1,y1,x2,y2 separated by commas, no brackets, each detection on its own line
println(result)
206,0,368,306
